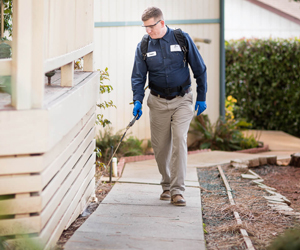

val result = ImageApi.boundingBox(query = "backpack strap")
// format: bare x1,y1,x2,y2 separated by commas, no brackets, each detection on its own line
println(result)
173,28,188,65
141,34,149,60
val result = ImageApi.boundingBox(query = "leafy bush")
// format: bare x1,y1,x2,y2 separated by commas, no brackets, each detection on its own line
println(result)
96,127,145,165
96,127,123,164
267,228,300,250
189,95,258,151
225,38,300,137
188,114,258,151
120,136,144,157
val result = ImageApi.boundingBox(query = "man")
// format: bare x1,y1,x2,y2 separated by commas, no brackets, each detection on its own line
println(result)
131,7,207,206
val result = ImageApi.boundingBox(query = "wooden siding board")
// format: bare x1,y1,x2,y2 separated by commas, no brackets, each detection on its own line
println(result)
0,175,42,195
0,197,41,216
45,0,94,66
64,176,95,229
0,110,49,156
2,168,94,243
48,72,98,149
44,44,94,73
0,108,94,174
41,121,95,189
0,155,44,175
43,107,95,168
40,142,95,229
0,72,98,156
39,153,95,247
41,128,95,208
47,173,95,249
0,216,41,236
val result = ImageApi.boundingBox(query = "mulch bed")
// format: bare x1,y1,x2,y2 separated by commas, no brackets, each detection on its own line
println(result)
198,164,300,250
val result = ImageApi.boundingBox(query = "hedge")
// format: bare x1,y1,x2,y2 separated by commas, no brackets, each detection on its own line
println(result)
225,38,300,137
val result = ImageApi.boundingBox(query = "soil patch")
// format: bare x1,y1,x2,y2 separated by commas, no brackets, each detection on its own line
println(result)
252,165,300,212
198,164,300,250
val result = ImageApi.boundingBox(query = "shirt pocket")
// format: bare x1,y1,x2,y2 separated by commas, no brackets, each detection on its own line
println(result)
169,51,184,70
146,51,163,71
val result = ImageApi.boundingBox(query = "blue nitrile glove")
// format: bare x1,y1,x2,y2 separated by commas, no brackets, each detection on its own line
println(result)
195,101,207,116
133,101,142,120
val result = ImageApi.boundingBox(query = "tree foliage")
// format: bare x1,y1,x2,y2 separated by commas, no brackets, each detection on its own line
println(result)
0,0,12,40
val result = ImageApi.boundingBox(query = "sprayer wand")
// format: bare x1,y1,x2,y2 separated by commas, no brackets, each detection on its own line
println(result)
106,114,139,167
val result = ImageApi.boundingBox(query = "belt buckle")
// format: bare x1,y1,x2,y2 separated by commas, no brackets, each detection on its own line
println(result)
164,88,171,95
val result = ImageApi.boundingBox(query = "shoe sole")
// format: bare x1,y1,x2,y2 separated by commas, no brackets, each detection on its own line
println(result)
160,197,171,201
171,202,186,206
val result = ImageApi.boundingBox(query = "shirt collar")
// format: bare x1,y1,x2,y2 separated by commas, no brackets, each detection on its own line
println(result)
149,26,172,45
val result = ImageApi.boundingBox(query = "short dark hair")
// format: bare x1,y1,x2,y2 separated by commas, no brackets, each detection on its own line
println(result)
141,7,164,21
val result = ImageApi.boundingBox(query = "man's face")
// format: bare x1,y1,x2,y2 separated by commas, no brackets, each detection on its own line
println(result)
143,18,164,39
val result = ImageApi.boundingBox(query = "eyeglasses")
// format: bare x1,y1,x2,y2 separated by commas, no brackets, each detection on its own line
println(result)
142,20,161,29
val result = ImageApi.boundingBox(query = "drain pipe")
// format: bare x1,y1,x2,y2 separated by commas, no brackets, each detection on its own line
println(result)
220,0,226,118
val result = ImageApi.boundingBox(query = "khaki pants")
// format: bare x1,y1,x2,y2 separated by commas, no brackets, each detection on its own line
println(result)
147,91,194,196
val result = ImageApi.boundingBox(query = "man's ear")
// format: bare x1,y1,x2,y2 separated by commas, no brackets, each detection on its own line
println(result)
160,20,165,27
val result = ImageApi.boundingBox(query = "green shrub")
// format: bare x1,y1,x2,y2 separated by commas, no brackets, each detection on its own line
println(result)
225,38,300,137
96,127,123,164
267,228,300,250
119,136,144,157
188,114,258,151
96,127,144,165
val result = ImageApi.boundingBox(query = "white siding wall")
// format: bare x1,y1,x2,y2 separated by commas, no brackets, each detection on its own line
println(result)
225,0,300,40
94,0,221,140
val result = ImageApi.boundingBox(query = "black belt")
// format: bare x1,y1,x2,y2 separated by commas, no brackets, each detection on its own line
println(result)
149,77,191,96
151,87,191,100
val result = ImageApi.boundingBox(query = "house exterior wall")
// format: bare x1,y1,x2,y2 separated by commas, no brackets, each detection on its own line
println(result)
0,1,98,249
225,0,300,40
94,0,222,140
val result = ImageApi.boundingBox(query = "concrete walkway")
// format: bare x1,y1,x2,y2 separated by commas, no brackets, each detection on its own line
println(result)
64,130,300,250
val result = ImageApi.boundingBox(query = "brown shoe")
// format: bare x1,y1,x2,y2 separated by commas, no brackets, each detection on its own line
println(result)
160,190,171,200
171,194,186,206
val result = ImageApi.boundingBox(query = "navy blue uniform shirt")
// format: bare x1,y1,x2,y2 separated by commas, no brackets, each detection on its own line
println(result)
131,26,207,103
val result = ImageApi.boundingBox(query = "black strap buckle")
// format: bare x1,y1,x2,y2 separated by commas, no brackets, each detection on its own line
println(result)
178,86,185,97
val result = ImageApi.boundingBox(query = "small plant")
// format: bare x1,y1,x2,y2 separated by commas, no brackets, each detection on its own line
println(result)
96,68,116,128
96,127,145,167
120,136,144,157
267,228,300,250
225,95,237,121
188,95,259,151
96,127,122,166
188,113,258,151
94,68,116,170
225,95,252,129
